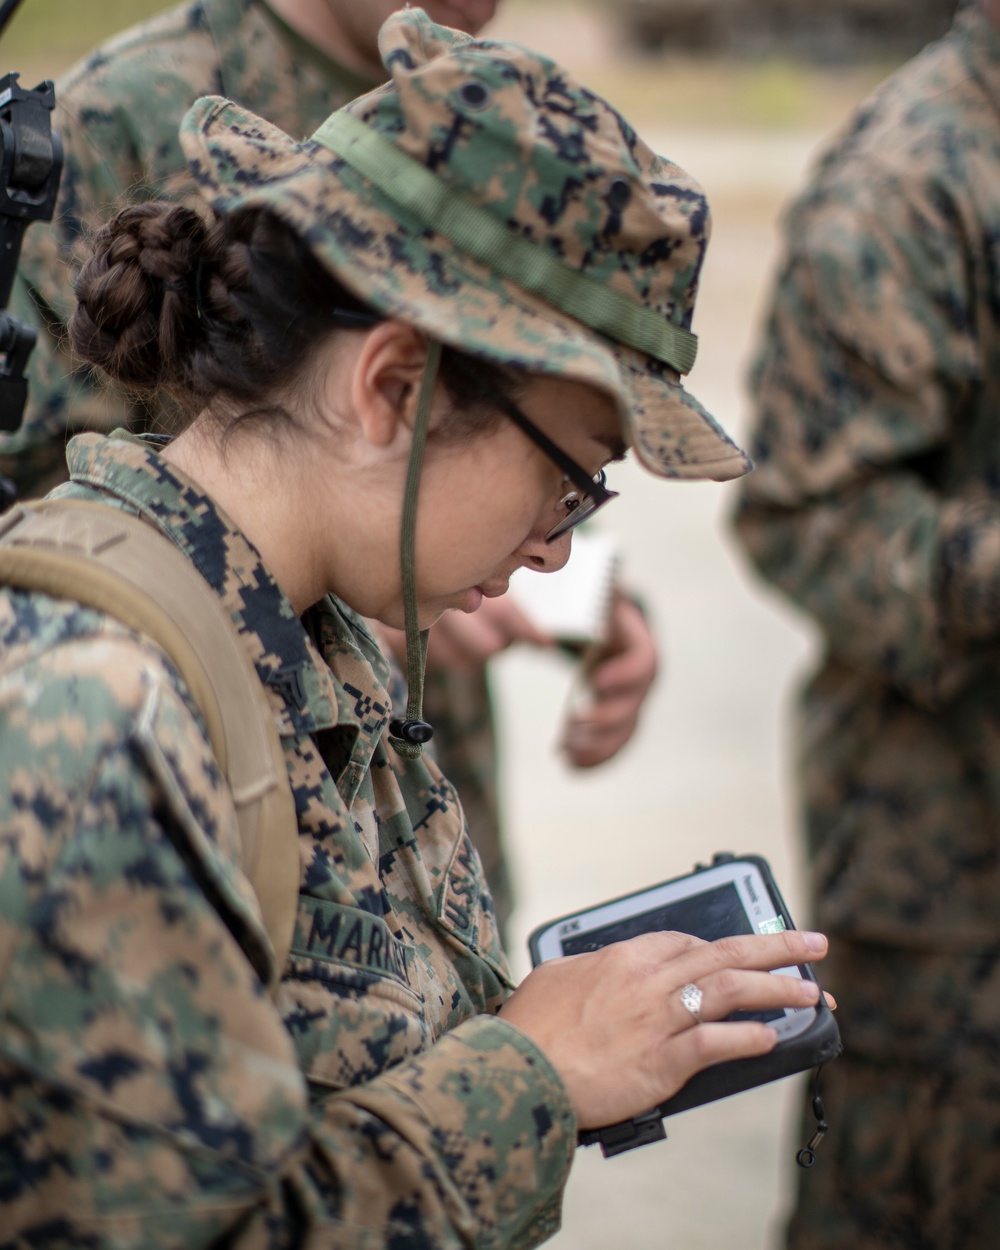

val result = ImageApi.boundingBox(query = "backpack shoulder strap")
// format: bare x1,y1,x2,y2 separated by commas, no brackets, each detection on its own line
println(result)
0,498,299,993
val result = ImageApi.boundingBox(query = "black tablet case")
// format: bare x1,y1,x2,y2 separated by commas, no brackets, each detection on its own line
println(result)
527,853,842,1157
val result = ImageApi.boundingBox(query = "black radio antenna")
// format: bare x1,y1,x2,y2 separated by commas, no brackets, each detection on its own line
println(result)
0,0,64,511
0,0,28,41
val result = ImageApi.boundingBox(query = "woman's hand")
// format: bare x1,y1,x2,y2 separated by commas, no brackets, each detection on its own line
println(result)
499,928,829,1130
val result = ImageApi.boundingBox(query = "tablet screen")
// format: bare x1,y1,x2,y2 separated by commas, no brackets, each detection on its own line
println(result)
559,881,785,1024
560,881,753,955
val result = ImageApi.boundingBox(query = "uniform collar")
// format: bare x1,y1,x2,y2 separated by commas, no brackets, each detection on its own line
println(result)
63,432,391,773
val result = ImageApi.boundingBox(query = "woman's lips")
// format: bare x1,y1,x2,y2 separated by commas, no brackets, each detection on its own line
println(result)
457,581,508,613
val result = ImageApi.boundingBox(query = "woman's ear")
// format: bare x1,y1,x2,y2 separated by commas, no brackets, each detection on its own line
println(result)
350,320,436,448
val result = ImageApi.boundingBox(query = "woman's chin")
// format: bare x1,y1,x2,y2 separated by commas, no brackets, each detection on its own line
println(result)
455,586,484,614
404,587,483,630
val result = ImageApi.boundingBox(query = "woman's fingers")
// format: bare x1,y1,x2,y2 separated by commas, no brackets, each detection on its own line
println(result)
671,967,821,1031
614,928,826,994
500,927,830,1133
661,1020,779,1091
655,928,827,984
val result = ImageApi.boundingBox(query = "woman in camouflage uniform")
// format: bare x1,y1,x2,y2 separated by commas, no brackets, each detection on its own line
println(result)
0,10,829,1247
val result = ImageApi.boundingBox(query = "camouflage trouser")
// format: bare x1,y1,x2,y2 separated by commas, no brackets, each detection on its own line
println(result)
422,661,513,944
785,939,1000,1250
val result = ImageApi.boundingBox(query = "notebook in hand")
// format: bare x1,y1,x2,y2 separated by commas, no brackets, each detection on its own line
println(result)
506,530,619,651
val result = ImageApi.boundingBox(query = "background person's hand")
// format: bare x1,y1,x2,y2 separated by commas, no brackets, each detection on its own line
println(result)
561,592,659,768
499,928,829,1130
379,597,553,674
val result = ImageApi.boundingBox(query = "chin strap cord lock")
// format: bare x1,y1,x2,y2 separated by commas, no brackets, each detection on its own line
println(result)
389,716,434,746
387,340,442,760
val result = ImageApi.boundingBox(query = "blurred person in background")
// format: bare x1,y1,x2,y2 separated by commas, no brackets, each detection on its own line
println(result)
732,0,1000,1245
2,0,658,941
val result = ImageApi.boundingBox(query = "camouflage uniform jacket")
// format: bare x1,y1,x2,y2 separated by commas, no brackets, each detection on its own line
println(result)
2,0,510,938
3,0,375,491
733,4,1000,958
0,431,576,1247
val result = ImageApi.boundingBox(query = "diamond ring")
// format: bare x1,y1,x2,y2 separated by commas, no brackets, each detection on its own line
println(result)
679,982,703,1023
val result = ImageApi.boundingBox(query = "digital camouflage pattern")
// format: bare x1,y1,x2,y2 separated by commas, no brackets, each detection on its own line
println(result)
780,943,1000,1250
732,0,1000,1242
423,664,512,939
2,0,513,933
0,430,577,1246
784,1002,1000,1250
735,0,1000,962
4,0,374,495
180,9,751,484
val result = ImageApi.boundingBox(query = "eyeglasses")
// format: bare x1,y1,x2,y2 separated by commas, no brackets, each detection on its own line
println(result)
330,311,619,541
484,387,619,541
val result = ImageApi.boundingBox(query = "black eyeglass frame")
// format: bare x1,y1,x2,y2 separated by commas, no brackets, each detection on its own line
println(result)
331,309,620,541
480,386,619,541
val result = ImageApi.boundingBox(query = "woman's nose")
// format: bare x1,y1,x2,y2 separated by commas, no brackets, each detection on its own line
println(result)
518,527,572,574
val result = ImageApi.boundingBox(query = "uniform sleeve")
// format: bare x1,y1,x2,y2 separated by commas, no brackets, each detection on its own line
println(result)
0,638,575,1249
2,20,216,492
732,156,997,707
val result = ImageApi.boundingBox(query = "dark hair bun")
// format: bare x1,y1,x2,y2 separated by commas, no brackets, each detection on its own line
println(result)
71,202,209,390
68,201,522,437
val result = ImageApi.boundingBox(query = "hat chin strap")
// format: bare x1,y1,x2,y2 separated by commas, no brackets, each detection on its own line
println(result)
387,340,442,759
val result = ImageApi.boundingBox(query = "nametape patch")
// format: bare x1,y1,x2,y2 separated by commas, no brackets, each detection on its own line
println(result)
292,898,415,988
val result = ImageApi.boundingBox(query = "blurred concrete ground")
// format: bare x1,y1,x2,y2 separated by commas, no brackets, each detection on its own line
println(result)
483,6,866,1248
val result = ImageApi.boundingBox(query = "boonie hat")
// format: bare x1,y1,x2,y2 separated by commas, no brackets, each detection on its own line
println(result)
180,7,750,481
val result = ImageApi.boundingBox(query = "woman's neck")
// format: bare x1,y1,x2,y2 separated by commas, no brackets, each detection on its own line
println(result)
160,419,332,616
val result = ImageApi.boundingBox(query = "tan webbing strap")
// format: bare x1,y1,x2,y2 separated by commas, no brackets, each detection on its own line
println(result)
0,499,299,993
